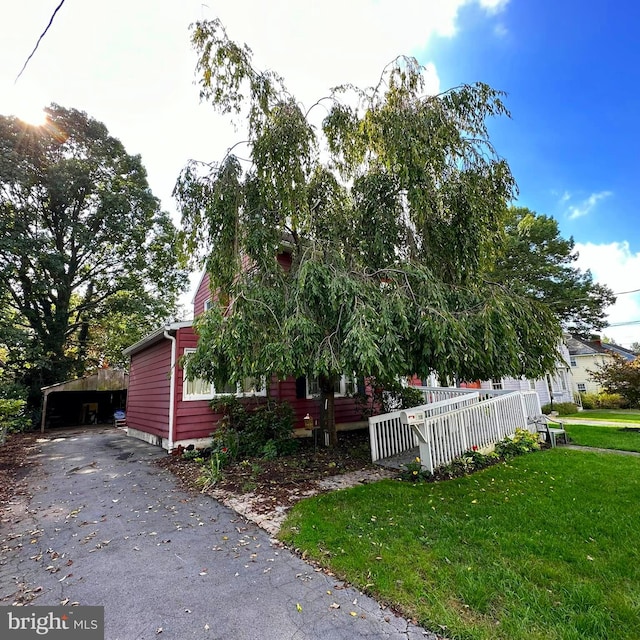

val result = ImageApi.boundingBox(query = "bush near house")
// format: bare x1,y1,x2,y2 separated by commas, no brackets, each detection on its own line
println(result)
541,401,577,415
209,396,297,460
400,429,541,483
580,392,628,410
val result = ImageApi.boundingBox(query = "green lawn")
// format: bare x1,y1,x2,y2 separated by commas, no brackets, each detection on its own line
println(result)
566,423,640,452
280,450,640,640
564,409,640,422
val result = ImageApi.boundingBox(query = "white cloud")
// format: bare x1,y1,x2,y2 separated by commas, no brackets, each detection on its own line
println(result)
574,241,640,347
479,0,510,14
567,191,612,220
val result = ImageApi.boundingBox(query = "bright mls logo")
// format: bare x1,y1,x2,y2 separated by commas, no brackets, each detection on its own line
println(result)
2,607,104,639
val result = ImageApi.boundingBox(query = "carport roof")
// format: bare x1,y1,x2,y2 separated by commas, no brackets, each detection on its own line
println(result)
41,368,129,395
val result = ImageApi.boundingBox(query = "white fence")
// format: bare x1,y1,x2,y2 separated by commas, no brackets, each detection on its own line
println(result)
369,392,481,462
369,388,542,471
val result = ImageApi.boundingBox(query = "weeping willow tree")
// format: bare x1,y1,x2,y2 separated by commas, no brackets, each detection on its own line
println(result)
175,19,561,446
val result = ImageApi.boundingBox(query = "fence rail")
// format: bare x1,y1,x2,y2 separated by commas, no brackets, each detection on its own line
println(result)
369,392,481,462
369,388,542,471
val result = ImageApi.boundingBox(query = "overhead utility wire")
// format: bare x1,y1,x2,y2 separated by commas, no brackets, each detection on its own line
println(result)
15,0,67,83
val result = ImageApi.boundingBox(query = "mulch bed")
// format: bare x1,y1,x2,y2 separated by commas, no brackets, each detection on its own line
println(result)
157,429,378,510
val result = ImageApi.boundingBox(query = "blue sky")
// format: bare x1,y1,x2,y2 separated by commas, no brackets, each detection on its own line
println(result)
1,0,639,346
431,1,639,251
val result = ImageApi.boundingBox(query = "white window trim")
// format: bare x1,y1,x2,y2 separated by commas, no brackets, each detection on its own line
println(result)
306,374,358,399
182,349,266,401
204,298,213,311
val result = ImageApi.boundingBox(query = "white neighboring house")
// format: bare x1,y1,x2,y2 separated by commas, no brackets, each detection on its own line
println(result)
477,342,575,407
565,334,637,396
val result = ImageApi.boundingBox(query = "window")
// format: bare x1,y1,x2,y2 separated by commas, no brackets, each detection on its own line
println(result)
528,379,537,391
182,349,266,401
570,357,577,367
577,383,587,392
491,379,503,390
306,374,358,398
204,298,213,311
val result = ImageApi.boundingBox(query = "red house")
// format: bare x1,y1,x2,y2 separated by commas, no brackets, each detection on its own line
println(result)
123,272,366,451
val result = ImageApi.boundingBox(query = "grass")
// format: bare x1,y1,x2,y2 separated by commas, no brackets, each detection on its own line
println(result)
280,449,640,639
565,423,640,452
564,409,640,422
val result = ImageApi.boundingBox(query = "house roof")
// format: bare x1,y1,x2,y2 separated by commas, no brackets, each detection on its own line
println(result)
565,335,608,356
566,334,637,361
122,321,193,358
603,342,637,361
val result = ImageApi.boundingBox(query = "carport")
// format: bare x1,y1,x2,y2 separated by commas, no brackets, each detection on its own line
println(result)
40,369,129,432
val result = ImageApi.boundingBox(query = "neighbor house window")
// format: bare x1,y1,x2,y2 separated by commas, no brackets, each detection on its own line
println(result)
204,298,213,311
528,379,537,391
577,383,587,392
570,357,577,367
306,374,358,399
182,349,266,401
491,379,503,390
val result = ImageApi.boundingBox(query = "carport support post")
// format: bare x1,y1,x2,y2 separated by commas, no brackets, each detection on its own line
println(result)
40,390,49,433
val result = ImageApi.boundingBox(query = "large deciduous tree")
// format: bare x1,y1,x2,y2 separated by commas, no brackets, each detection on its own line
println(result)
176,19,562,446
489,207,615,336
0,104,187,407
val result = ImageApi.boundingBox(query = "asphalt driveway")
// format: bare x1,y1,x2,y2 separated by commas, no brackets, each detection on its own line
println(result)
0,428,435,639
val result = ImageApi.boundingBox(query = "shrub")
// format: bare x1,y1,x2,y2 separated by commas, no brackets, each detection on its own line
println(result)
209,396,297,460
596,392,628,409
579,392,627,410
494,428,540,459
401,456,432,482
401,449,499,482
580,392,599,409
0,399,30,442
541,402,577,416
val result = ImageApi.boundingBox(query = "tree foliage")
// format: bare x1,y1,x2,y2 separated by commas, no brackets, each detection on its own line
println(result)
176,19,563,444
0,104,187,407
589,356,640,408
489,207,615,335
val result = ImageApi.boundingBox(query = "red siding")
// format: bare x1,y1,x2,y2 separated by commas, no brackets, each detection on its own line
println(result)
192,272,211,318
273,377,364,430
174,326,220,442
126,339,172,438
276,251,292,272
127,323,366,445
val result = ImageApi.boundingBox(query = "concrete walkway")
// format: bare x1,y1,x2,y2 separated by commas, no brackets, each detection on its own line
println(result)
561,417,640,427
563,444,640,457
0,428,436,640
